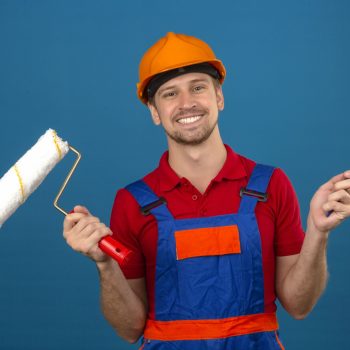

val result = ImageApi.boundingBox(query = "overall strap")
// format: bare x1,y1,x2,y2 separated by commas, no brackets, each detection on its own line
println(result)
125,180,173,221
238,164,275,214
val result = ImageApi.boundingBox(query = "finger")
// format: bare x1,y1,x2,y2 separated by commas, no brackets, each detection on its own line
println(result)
64,216,100,242
328,189,350,204
333,178,350,192
72,225,112,254
63,212,88,232
73,216,100,235
319,173,345,192
73,205,91,216
77,221,105,240
318,171,350,194
84,227,113,254
329,170,350,186
322,201,350,218
65,221,103,250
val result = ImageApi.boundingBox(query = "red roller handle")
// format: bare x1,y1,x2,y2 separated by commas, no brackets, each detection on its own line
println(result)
98,235,131,265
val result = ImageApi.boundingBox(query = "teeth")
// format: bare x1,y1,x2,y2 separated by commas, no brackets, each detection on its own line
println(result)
177,115,201,124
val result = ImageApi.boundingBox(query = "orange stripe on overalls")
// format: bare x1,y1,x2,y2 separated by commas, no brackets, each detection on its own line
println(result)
144,312,278,341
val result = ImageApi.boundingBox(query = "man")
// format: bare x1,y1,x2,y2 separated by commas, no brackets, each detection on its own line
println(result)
63,32,350,349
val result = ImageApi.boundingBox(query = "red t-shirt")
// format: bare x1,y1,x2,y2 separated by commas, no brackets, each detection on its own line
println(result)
110,145,305,317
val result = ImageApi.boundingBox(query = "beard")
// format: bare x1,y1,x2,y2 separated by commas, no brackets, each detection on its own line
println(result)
164,118,218,146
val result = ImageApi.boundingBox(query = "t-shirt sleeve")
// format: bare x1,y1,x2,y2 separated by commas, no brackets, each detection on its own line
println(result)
271,168,305,256
109,188,145,279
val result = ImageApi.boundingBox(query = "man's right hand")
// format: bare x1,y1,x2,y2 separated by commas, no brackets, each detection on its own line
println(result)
63,205,112,262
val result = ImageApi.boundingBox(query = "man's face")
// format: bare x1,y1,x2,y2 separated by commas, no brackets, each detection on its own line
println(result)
148,72,224,146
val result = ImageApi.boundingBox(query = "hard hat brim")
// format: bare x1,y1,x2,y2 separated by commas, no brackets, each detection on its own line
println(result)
137,59,226,104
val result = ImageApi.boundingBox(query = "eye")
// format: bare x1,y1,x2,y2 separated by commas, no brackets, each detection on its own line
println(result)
162,91,176,98
193,85,206,92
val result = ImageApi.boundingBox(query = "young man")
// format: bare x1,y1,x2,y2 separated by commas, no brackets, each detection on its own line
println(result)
63,32,350,349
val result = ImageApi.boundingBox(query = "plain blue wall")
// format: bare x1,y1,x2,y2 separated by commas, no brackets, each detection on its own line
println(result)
0,1,349,349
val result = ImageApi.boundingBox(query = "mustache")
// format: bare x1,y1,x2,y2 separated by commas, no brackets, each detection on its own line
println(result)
173,108,208,120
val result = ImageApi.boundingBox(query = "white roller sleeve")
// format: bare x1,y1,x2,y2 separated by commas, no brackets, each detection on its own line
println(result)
0,129,69,228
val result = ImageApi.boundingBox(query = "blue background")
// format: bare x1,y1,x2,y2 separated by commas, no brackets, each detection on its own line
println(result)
0,0,349,349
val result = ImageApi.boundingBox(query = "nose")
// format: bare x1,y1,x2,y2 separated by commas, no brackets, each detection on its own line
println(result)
178,90,197,110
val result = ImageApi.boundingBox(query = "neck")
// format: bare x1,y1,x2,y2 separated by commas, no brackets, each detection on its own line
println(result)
168,128,227,193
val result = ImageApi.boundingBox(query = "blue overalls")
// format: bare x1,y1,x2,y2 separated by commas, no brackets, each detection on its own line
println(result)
126,164,285,350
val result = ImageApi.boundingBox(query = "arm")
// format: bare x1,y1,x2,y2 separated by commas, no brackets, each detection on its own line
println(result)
97,261,147,343
63,205,147,343
276,170,350,319
276,231,328,319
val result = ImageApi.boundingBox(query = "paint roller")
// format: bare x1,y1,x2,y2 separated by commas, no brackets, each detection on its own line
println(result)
0,129,131,265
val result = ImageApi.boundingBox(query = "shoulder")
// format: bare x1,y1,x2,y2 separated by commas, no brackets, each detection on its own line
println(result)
109,163,162,233
230,149,296,202
236,152,292,187
234,152,256,176
110,187,140,222
112,151,164,205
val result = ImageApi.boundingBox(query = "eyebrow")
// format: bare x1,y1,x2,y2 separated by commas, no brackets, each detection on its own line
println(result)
157,78,210,95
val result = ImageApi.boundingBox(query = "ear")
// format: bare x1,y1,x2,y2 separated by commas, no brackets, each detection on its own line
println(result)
215,85,224,111
148,103,162,125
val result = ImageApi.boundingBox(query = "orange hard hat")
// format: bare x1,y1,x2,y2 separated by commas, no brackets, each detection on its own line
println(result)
137,32,226,104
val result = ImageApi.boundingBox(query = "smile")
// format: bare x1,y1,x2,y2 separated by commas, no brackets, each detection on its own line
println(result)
177,115,203,124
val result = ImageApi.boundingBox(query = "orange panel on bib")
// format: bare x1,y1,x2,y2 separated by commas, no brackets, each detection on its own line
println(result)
175,225,241,260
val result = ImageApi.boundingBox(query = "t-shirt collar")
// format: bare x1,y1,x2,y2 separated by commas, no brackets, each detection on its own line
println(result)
158,144,247,192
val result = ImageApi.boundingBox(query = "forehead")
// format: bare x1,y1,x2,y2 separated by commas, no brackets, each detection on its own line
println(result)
157,72,213,91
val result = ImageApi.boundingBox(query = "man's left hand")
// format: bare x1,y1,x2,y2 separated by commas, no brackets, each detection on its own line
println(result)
308,170,350,235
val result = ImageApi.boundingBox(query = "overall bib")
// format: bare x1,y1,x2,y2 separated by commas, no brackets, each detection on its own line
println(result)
126,164,285,350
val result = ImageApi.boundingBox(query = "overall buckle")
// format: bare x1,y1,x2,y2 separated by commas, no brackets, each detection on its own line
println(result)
140,197,167,215
240,188,268,202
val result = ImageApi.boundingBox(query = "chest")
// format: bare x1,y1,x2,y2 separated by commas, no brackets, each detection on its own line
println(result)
139,180,276,268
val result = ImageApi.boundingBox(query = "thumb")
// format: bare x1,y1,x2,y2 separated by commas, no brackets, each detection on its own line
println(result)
73,205,91,216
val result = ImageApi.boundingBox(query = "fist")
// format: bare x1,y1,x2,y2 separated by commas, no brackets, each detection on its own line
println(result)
63,205,112,262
